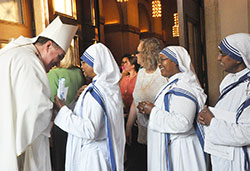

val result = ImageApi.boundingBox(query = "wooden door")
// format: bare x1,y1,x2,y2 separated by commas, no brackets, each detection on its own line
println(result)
177,0,208,95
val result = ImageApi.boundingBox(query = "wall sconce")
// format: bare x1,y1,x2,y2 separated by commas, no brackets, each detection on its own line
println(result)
172,13,179,37
117,0,128,2
152,0,161,18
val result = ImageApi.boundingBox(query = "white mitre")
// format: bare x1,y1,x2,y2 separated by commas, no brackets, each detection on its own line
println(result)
39,16,78,52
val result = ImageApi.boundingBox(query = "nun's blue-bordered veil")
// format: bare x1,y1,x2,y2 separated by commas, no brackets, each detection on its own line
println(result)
160,46,207,109
81,43,125,170
219,33,250,69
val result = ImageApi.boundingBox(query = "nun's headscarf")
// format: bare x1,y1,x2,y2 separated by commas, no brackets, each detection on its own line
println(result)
219,33,250,69
160,46,207,109
81,43,121,84
80,43,124,169
80,42,122,117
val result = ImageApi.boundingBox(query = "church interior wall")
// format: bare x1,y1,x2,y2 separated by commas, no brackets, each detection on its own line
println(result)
1,0,249,106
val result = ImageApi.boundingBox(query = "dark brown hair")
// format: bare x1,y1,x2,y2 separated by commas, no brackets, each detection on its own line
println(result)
127,55,140,72
34,36,60,49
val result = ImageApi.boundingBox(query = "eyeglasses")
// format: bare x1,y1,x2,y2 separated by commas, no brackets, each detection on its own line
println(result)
51,44,65,61
135,50,142,55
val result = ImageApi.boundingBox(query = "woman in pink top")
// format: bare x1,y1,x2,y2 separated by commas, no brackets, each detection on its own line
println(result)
120,54,140,115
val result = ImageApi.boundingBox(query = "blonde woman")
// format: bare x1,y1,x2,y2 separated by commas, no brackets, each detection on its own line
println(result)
126,38,167,170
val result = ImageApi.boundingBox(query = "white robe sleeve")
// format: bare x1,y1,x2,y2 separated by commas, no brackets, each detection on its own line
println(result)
148,95,196,134
54,94,105,140
205,108,250,147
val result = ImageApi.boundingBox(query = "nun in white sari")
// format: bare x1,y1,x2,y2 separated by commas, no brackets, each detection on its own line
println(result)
198,33,250,171
54,43,125,171
138,46,207,171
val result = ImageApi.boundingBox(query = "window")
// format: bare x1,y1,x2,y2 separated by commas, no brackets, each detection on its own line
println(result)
53,0,76,19
0,0,23,23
